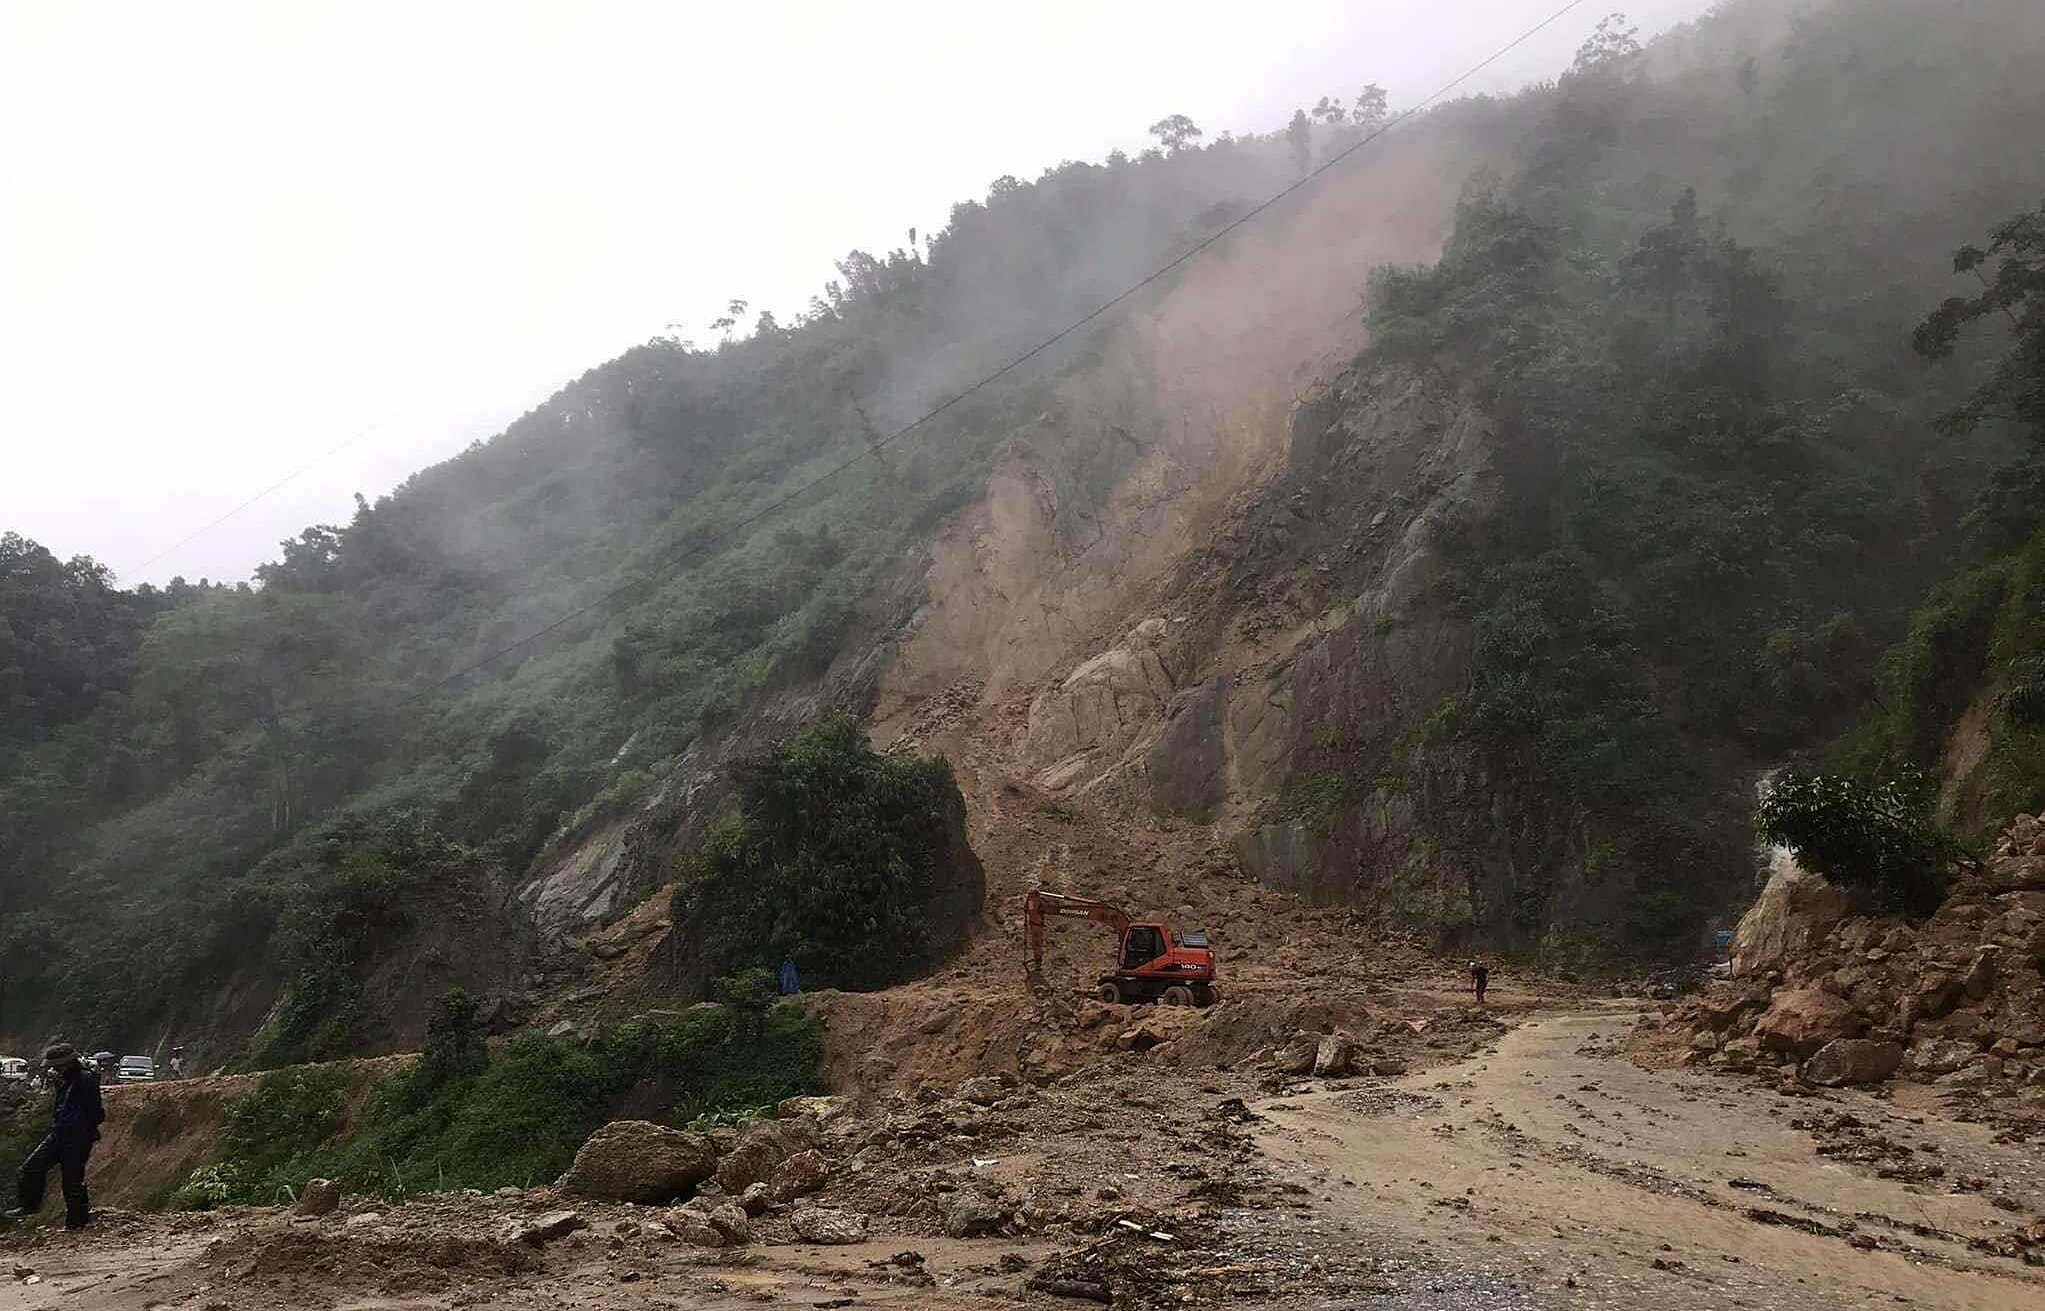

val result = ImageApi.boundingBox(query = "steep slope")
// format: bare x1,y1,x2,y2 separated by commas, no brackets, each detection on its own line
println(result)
12,0,2045,1070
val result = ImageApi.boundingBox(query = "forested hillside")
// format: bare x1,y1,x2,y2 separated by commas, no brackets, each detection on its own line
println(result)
0,105,1400,1061
1082,0,2045,960
8,0,2045,1064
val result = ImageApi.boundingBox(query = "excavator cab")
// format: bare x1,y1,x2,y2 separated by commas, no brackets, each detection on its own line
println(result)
1024,889,1218,1007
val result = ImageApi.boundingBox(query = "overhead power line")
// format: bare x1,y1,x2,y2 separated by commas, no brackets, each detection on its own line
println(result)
131,409,404,579
288,0,1589,719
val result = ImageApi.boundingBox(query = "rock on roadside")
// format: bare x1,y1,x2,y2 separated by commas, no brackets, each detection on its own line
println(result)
791,1207,869,1245
501,1210,586,1247
557,1120,716,1203
293,1179,341,1217
1802,1038,1904,1087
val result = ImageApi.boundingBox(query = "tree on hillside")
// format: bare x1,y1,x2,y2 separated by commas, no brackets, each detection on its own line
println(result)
1286,109,1312,175
1310,96,1345,126
673,718,981,991
1914,201,2045,439
1353,84,1389,131
1572,12,1642,79
1147,113,1203,153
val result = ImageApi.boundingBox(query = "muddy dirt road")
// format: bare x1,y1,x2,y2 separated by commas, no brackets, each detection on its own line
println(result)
1257,1004,2045,1310
7,1002,2043,1310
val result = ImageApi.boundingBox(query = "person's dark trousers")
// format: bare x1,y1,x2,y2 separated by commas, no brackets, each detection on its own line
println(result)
17,1133,92,1228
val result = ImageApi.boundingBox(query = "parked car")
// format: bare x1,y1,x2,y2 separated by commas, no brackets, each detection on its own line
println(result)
0,1057,28,1082
117,1055,157,1083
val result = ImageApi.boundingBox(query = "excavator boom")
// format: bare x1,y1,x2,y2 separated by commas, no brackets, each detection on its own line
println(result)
1023,890,1130,970
1022,886,1217,1007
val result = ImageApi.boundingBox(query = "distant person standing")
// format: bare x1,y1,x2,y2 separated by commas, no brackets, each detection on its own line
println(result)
1469,959,1490,1005
778,958,801,995
13,1044,103,1231
168,1047,186,1080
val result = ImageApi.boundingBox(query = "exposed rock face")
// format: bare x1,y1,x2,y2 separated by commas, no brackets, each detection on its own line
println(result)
1730,868,1847,980
557,1121,716,1203
1149,678,1228,822
1024,624,1174,793
1802,1039,1903,1086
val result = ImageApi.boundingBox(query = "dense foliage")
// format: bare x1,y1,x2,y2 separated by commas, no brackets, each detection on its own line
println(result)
1,114,1310,1052
673,719,978,990
173,987,821,1207
1824,199,2045,834
1351,0,2045,956
1755,771,1953,914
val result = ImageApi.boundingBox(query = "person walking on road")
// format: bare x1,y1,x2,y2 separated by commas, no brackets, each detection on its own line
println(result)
12,1044,103,1231
1469,959,1490,1005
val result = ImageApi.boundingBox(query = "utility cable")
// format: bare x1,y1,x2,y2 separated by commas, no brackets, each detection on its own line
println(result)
130,409,404,577
286,0,1591,719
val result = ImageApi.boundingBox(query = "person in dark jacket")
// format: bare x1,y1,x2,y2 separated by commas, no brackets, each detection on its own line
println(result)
14,1043,103,1230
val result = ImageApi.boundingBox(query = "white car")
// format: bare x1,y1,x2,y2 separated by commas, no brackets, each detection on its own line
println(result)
0,1057,28,1082
117,1055,158,1082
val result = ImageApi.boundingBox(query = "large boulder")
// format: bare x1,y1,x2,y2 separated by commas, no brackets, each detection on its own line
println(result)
1312,1033,1360,1078
1731,866,1847,980
791,1207,869,1245
1753,987,1860,1058
943,1192,1012,1238
1802,1039,1903,1087
557,1121,716,1203
714,1117,817,1194
769,1149,830,1202
956,1075,1011,1107
1691,982,1771,1032
293,1178,341,1217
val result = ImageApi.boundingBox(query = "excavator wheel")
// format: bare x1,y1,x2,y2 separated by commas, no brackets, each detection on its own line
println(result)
1192,985,1218,1008
1162,985,1194,1007
1096,981,1124,1004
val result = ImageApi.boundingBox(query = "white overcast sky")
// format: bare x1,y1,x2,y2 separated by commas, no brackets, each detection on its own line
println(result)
0,0,1716,586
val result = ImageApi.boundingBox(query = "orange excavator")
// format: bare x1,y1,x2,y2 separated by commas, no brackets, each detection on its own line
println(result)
1023,889,1218,1006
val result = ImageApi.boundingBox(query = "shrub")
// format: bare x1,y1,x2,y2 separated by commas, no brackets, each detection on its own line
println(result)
173,990,823,1207
673,718,979,990
1755,770,1956,916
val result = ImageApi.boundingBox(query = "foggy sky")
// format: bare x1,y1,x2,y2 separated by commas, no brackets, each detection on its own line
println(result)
0,0,1717,587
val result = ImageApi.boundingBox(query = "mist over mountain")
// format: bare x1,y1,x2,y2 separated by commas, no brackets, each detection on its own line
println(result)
6,0,2045,1079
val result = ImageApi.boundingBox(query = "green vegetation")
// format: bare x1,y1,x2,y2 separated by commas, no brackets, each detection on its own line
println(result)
0,91,1327,1052
1346,1,2045,956
673,719,981,991
1755,771,1955,915
172,985,822,1208
1825,196,2045,836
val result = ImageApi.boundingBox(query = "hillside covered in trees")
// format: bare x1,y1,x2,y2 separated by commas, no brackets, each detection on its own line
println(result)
7,0,2045,1065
